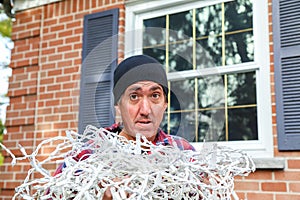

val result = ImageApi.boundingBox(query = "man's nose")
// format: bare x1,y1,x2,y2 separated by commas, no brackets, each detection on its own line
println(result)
139,98,151,116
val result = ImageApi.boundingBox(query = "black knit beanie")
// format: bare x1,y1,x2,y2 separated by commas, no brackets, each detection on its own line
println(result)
113,55,168,105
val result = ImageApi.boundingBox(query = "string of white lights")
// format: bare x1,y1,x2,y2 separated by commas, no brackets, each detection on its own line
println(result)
1,125,255,200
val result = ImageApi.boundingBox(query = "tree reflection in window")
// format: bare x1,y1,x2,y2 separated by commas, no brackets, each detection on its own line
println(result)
143,0,257,142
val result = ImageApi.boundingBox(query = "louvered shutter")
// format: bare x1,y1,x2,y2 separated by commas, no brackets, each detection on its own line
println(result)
273,1,300,150
78,9,119,134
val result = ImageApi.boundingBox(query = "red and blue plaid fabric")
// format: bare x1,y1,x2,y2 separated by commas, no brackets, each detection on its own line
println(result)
53,124,194,176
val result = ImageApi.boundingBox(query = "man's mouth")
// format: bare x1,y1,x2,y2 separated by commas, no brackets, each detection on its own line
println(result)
136,120,151,124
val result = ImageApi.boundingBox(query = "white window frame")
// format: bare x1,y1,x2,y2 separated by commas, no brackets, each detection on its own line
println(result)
125,0,273,158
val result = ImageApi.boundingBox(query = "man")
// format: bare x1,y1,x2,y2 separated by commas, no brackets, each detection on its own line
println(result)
53,54,194,199
102,54,195,199
109,54,195,150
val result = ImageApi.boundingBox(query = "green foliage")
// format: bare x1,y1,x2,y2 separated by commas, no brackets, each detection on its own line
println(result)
0,119,4,135
0,18,12,37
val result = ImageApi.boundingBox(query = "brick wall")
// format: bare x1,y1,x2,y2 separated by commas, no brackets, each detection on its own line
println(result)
0,0,125,199
1,0,300,199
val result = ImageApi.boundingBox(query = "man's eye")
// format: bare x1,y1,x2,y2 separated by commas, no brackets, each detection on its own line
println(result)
152,93,160,99
130,94,138,100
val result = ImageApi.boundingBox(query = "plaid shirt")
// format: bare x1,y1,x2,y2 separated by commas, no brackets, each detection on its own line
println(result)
106,123,195,151
53,124,194,176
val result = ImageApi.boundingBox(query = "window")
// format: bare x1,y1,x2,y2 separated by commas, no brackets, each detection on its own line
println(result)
125,0,273,157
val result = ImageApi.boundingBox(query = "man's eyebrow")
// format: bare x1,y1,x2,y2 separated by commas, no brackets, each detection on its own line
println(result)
127,85,163,92
127,86,142,92
149,85,163,91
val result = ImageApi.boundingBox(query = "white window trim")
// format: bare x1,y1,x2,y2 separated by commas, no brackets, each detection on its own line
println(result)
14,0,63,11
125,0,273,158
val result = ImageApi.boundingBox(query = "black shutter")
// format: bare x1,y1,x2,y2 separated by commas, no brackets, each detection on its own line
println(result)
78,9,119,133
273,1,300,150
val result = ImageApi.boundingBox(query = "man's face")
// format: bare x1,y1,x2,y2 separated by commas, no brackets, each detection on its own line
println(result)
116,81,167,141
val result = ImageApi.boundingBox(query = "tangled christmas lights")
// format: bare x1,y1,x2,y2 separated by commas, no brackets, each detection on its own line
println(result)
1,125,255,199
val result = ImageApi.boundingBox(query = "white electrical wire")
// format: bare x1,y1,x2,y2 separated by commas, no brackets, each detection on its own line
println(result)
1,125,255,200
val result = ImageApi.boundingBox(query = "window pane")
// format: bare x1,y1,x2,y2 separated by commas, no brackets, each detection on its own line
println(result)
161,112,196,141
227,71,256,106
169,41,194,72
196,4,222,67
143,16,166,47
198,75,225,109
198,75,225,142
225,31,254,65
170,79,195,111
196,4,222,37
169,10,193,42
198,109,225,142
196,36,222,67
225,0,254,64
225,0,253,32
143,48,166,68
228,107,258,141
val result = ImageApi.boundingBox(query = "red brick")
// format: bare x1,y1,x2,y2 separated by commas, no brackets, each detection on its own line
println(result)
23,80,36,87
59,15,73,23
42,48,56,55
47,84,61,91
55,91,71,98
49,39,64,46
48,69,63,76
66,20,81,29
45,115,59,122
40,77,55,85
27,65,39,72
39,93,54,100
61,98,73,105
27,21,41,30
65,35,81,44
245,170,272,180
262,182,287,192
289,182,300,193
276,194,300,200
246,192,273,200
15,73,28,81
24,132,34,139
50,24,65,32
234,181,259,191
54,106,69,113
44,33,57,40
61,114,75,121
45,99,60,107
57,45,72,52
43,131,59,138
288,159,300,169
275,171,300,181
12,102,26,109
53,122,68,129
20,110,35,117
56,75,71,83
44,18,58,27
15,172,29,180
48,54,63,62
63,82,76,90
6,111,19,118
58,30,73,38
0,189,15,198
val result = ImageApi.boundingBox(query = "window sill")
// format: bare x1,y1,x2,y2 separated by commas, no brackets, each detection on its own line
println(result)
253,158,285,170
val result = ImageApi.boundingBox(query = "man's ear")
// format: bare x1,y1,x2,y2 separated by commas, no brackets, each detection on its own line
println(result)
163,101,168,111
115,105,120,114
114,105,122,124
